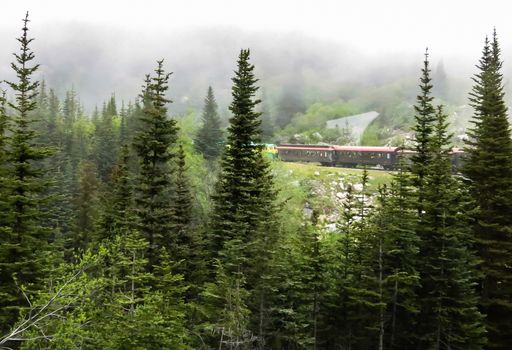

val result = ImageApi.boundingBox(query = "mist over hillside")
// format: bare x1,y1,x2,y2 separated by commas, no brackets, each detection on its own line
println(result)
0,21,489,117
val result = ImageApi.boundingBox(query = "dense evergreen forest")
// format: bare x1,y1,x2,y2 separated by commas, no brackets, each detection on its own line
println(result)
1,13,512,350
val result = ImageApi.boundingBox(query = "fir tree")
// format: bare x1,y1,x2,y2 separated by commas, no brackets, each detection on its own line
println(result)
321,183,378,349
70,161,99,255
93,96,118,182
410,49,436,212
210,49,269,255
0,12,53,332
0,90,7,161
417,106,485,349
99,144,134,239
194,86,224,160
272,214,326,349
378,163,421,349
172,143,196,282
174,144,193,241
61,87,77,158
133,60,179,268
119,100,128,145
463,31,512,349
208,49,279,346
12,236,188,349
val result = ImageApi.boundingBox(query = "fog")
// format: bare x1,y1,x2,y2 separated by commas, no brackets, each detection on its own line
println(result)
1,0,512,113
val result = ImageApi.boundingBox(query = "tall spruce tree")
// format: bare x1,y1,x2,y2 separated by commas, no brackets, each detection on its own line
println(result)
93,95,118,182
410,49,436,212
0,90,7,162
371,163,421,349
209,49,273,255
272,214,326,349
417,106,485,349
0,12,53,331
208,49,278,346
172,143,195,281
71,160,100,255
194,86,223,160
133,61,179,268
99,144,134,239
464,31,512,349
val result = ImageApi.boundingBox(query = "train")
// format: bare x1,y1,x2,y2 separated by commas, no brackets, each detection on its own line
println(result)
276,144,464,170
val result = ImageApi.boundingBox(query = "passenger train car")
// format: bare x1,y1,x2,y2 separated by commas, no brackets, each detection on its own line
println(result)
276,144,464,170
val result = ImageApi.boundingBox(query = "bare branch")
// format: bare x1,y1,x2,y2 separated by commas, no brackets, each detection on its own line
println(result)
0,266,89,346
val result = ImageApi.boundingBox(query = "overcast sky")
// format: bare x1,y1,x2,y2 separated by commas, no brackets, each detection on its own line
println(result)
2,0,510,55
1,0,510,110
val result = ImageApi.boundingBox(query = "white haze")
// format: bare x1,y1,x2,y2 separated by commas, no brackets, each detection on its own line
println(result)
1,0,512,111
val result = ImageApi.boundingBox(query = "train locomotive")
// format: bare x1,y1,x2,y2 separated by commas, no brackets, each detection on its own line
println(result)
276,144,463,170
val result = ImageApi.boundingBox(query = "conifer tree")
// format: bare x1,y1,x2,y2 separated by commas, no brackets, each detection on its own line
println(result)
93,95,118,181
133,61,178,268
0,91,7,162
321,183,378,349
119,100,128,145
272,214,326,349
410,49,436,211
11,236,188,349
208,49,279,346
172,143,196,281
377,163,421,349
174,144,193,240
417,106,485,349
71,160,100,255
0,12,53,331
46,88,62,151
194,86,224,160
99,144,134,239
463,31,512,349
61,87,77,158
210,49,270,255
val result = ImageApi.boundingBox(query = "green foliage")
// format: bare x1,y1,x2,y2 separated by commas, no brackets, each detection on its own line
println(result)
463,31,512,349
416,106,485,348
194,86,224,160
208,49,279,347
210,48,270,255
177,112,216,223
410,49,436,209
278,99,357,139
270,215,327,349
93,95,119,181
0,14,510,350
171,143,198,285
133,60,179,268
12,234,188,350
71,161,100,255
373,165,421,349
0,13,54,332
99,144,134,239
201,257,253,349
360,122,388,146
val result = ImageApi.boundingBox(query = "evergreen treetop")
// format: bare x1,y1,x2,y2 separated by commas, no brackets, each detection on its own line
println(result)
417,105,485,349
0,11,54,333
133,60,179,268
463,30,512,349
410,49,436,210
210,49,266,254
194,86,223,160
